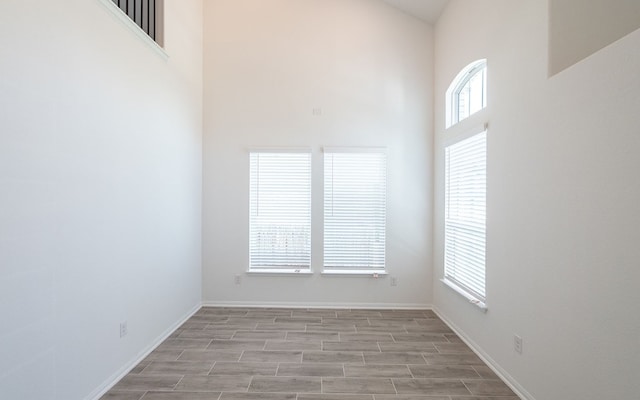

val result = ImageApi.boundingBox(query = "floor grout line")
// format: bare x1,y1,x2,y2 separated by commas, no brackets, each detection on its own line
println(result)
171,374,185,391
206,360,216,375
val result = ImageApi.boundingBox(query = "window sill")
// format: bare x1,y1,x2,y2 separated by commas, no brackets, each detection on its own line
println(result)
441,279,488,312
322,270,388,277
246,269,312,276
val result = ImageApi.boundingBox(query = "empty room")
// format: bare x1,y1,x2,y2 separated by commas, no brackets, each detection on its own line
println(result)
1,0,639,399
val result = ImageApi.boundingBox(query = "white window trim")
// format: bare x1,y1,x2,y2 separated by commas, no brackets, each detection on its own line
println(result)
246,269,313,276
452,62,486,125
446,59,487,128
442,124,488,311
444,122,489,147
321,270,388,277
247,147,312,154
96,0,168,59
248,149,313,273
441,278,487,312
322,148,387,273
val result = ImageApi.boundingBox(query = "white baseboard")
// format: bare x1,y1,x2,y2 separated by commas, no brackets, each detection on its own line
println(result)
86,302,202,400
432,306,536,400
202,300,433,310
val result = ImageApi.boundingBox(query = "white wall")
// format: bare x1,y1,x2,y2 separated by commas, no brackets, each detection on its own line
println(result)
202,0,433,308
433,1,640,399
0,1,203,399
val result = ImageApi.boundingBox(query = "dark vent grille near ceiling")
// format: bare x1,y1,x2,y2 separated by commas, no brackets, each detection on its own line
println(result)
111,0,157,42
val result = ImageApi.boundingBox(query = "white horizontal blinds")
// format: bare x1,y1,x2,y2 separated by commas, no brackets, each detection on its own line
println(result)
249,152,311,270
324,151,387,271
445,131,487,300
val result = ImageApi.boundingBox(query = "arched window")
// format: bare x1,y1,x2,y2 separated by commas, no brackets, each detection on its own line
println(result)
446,60,487,128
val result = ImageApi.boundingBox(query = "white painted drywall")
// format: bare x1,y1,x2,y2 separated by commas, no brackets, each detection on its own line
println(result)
434,1,640,399
202,0,434,308
0,0,203,399
549,0,640,76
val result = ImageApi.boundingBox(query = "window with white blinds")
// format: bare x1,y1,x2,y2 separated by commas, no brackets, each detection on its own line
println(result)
249,152,311,271
323,150,387,272
444,131,487,301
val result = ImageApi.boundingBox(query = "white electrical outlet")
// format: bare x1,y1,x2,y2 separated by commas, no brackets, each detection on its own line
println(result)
390,277,398,287
120,321,128,338
234,274,241,285
514,334,523,354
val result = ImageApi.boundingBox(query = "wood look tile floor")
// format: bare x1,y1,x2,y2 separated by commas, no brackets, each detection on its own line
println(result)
102,308,519,400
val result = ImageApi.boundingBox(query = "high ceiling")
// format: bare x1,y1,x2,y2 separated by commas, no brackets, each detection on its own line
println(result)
381,0,450,24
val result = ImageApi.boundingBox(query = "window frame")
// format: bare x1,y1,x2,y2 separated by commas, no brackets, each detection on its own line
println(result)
248,149,313,274
446,59,487,128
442,127,488,311
322,148,388,275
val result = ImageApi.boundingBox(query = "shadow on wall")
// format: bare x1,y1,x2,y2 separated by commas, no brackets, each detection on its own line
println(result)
548,0,640,76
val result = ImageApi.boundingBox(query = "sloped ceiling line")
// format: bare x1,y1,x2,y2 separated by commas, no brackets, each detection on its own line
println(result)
381,0,450,24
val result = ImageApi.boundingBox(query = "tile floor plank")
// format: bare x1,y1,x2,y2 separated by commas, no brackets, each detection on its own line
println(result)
209,362,278,376
142,393,221,400
432,343,474,353
174,376,251,392
423,354,484,366
450,397,520,400
112,375,182,391
323,341,381,352
248,376,321,393
239,350,302,363
140,361,214,375
472,365,500,379
374,396,449,400
377,343,438,353
264,340,322,351
255,323,306,331
462,379,517,396
339,333,394,342
207,340,266,350
178,350,242,362
159,339,212,349
408,365,481,379
286,332,340,341
322,378,396,394
392,379,471,395
302,351,365,364
344,364,413,378
306,324,358,333
276,363,344,377
100,392,145,400
219,393,296,400
298,395,373,400
363,352,427,365
142,349,185,362
392,334,450,343
231,331,287,340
